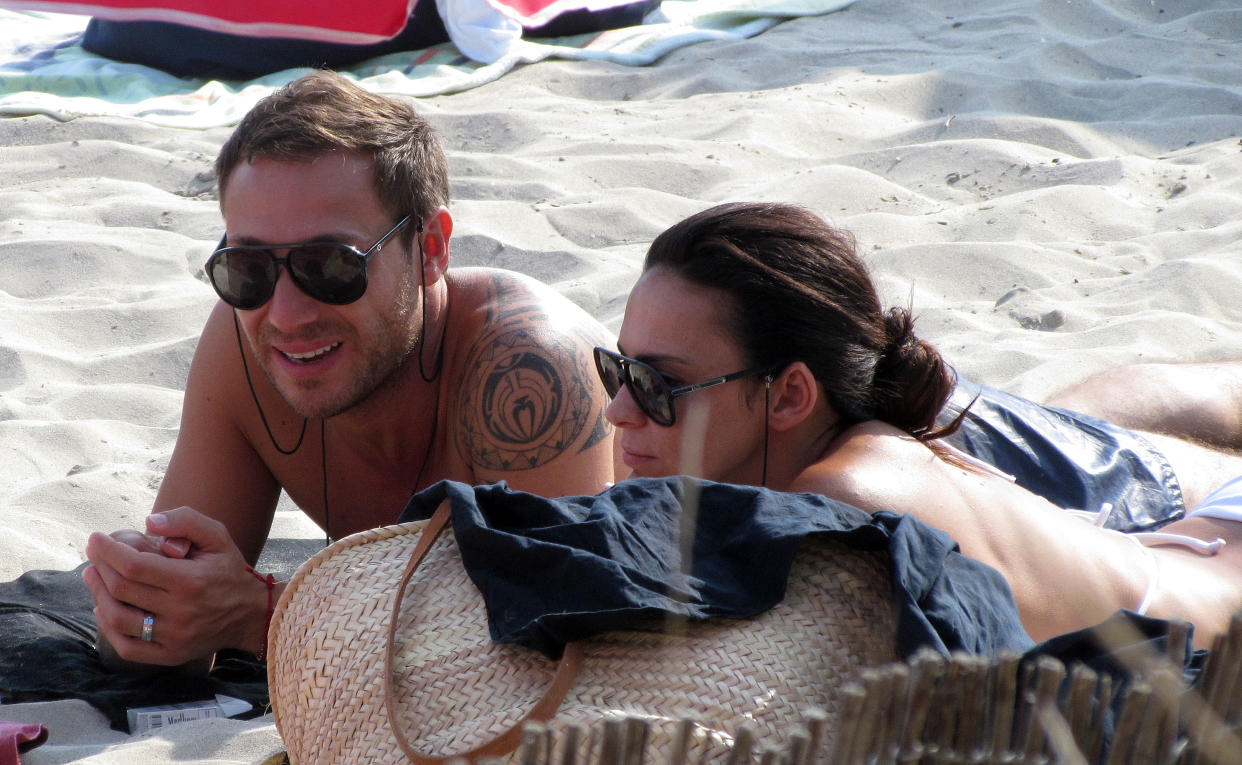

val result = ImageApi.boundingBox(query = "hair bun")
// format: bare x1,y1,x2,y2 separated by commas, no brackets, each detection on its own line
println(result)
880,307,917,360
872,307,955,438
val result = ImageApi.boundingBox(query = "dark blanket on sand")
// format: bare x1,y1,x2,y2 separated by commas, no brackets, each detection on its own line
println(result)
0,539,321,732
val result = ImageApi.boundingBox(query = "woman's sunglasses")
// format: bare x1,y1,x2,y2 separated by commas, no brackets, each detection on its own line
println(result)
593,346,776,427
204,215,415,310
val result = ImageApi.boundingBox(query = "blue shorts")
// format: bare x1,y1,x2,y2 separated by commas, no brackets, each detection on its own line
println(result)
940,379,1185,532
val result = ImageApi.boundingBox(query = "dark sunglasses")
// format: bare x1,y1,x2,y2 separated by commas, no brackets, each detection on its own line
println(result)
204,215,415,310
593,346,777,427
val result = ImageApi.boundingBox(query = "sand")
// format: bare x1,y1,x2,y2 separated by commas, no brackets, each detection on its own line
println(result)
2,0,1242,760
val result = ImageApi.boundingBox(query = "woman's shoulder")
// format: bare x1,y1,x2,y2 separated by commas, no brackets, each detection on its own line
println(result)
826,420,936,462
789,421,941,511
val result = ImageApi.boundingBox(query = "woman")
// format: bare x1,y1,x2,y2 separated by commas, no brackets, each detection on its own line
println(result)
597,201,1242,646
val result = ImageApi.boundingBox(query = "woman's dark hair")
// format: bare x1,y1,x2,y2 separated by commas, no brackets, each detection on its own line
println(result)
643,202,958,439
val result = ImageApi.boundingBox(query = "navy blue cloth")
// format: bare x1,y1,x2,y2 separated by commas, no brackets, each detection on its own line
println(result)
943,379,1184,532
399,477,1035,660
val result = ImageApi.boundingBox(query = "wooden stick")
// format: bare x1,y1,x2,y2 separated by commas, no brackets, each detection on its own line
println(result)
560,724,585,765
926,657,964,758
1036,699,1088,765
696,730,712,765
1190,617,1242,765
724,726,754,765
951,654,986,759
1132,676,1168,765
520,723,548,765
799,709,828,765
1220,614,1242,726
667,719,696,765
873,663,907,761
1030,657,1066,759
621,717,648,765
599,718,624,765
900,649,945,760
849,668,888,762
583,721,603,765
1106,681,1152,765
1148,668,1184,765
781,727,809,765
544,725,556,765
989,652,1021,757
1063,663,1099,756
1086,671,1115,765
826,683,866,765
1166,620,1191,669
1201,621,1237,720
1013,659,1048,759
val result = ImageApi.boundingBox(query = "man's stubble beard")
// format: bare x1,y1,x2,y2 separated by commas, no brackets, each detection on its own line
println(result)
254,279,424,421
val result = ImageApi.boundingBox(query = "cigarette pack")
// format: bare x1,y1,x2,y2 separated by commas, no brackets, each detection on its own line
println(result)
126,694,252,734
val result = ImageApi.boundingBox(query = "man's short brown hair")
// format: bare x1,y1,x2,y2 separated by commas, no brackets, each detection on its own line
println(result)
215,71,449,232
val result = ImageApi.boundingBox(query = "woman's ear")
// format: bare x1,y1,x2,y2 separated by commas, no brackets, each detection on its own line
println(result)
766,361,820,431
419,207,453,282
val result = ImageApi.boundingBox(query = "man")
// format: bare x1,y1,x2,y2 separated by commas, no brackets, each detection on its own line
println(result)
83,71,619,670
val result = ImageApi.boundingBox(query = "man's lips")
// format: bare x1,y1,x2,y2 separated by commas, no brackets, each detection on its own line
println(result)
277,342,341,363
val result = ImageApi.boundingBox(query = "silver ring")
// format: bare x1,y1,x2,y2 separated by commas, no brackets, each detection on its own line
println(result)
141,612,155,643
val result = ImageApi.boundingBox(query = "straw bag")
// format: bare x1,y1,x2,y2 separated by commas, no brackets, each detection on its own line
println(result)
268,500,901,764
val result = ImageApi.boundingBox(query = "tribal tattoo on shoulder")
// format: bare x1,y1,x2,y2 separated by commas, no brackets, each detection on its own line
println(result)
456,280,608,471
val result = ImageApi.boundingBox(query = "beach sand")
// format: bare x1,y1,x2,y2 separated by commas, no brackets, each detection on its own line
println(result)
3,0,1242,760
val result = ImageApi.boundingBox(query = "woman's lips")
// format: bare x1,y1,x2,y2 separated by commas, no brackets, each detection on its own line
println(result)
620,447,657,471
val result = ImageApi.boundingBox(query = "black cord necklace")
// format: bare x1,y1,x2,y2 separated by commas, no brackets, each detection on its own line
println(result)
311,337,441,547
234,312,307,455
234,311,324,542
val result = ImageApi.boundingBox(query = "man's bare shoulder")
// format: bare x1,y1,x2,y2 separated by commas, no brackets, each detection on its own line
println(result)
190,302,256,411
446,267,607,332
444,268,615,479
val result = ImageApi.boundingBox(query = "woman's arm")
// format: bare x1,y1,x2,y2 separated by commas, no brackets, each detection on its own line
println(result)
794,422,1240,648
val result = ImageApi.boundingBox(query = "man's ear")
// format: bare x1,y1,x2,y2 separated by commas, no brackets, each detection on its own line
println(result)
767,361,820,432
419,207,453,281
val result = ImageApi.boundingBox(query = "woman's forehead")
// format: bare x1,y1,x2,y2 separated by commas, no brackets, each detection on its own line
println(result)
621,268,742,362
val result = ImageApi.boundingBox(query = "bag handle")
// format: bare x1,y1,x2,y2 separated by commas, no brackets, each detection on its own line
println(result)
384,500,586,764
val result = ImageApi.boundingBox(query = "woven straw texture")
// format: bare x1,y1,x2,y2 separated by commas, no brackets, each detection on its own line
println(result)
269,518,900,764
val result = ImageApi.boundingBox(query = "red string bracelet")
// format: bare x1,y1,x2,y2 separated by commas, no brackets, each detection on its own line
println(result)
246,565,276,662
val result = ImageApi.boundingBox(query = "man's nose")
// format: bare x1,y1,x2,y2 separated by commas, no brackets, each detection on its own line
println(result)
263,266,320,330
